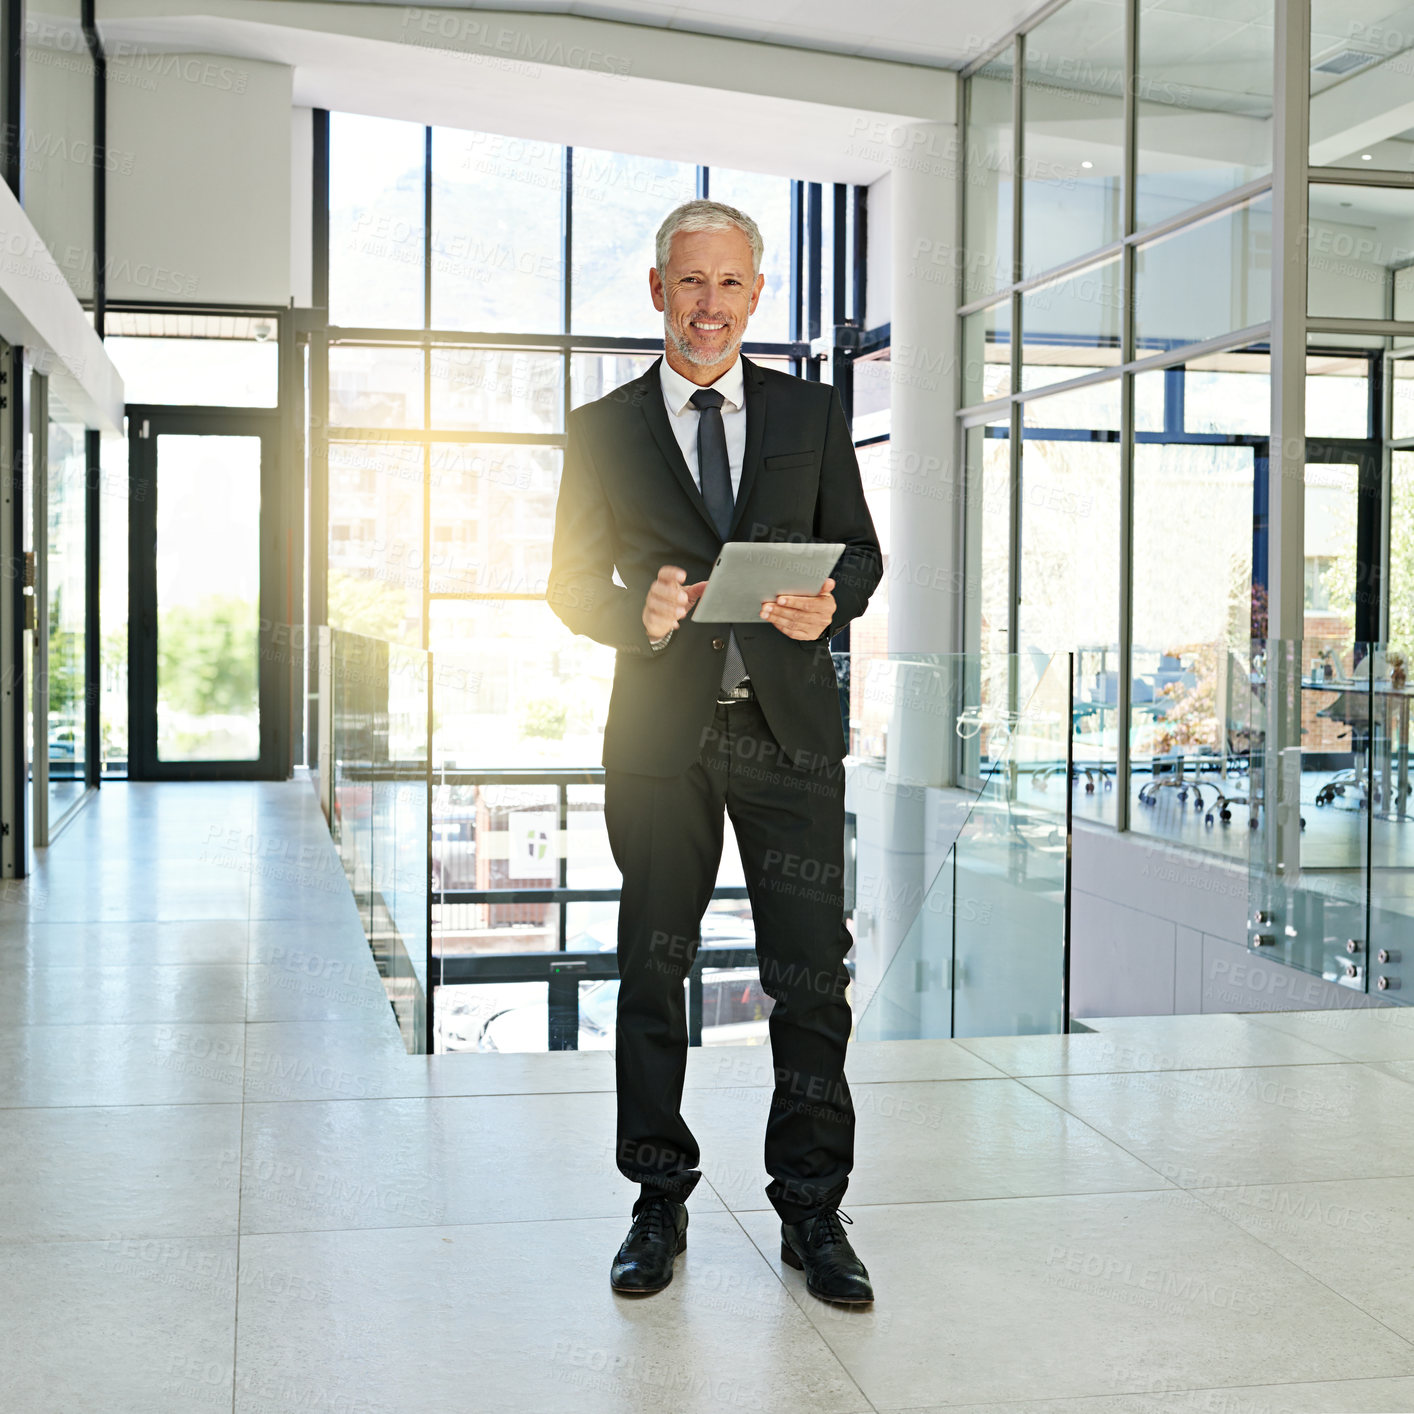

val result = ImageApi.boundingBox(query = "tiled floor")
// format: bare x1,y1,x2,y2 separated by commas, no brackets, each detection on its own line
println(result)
5,780,1414,1412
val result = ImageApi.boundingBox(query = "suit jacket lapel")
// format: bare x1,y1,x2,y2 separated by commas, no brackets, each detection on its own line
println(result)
728,355,767,539
635,357,720,539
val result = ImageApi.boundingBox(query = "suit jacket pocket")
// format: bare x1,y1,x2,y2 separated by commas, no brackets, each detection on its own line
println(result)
763,450,818,471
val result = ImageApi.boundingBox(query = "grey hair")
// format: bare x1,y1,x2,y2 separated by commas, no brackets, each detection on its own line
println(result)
654,199,764,277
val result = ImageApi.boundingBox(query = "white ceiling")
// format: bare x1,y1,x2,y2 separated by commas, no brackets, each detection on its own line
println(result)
90,1,966,183
319,0,1054,69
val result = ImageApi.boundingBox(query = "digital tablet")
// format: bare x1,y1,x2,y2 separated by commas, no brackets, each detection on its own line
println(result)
691,541,846,623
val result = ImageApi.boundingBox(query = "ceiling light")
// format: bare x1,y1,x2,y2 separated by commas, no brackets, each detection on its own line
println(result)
1081,160,1093,169
1361,153,1374,161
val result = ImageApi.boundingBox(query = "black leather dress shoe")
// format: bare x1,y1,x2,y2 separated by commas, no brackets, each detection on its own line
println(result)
780,1208,874,1304
610,1198,688,1294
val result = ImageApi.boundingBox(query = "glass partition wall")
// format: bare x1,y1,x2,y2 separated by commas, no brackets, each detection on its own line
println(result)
960,0,1279,849
961,2,1413,842
960,0,1414,998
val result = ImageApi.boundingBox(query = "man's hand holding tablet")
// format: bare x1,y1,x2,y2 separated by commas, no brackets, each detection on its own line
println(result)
688,541,845,639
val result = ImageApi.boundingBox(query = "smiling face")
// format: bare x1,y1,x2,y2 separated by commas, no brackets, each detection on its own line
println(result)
650,225,765,385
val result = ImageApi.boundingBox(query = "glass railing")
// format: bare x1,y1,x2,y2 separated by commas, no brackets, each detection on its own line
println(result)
1244,639,1412,1001
850,651,1073,1040
318,627,431,1051
315,636,1076,1052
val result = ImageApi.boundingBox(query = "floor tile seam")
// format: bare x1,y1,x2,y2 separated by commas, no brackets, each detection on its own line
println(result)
1245,1008,1414,1036
237,1085,623,1106
709,1193,881,1414
0,1098,246,1112
0,961,256,972
234,1210,738,1240
715,1186,1186,1214
0,1226,241,1249
949,1037,1033,1076
0,1018,248,1033
0,1096,246,1117
1006,1076,1192,1190
1361,1059,1414,1085
874,1365,1414,1413
1,1014,253,1028
232,917,252,1414
933,1057,1363,1074
1179,1182,1414,1356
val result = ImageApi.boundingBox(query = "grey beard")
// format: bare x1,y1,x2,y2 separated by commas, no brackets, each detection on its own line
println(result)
665,315,742,367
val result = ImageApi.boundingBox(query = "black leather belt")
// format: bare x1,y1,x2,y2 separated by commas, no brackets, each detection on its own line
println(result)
716,678,754,705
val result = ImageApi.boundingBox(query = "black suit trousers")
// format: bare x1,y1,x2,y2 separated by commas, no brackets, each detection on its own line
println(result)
604,696,855,1224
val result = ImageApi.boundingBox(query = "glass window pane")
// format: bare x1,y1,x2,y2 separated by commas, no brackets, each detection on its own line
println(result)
427,444,561,595
961,300,1012,406
429,599,614,767
851,355,891,441
329,112,425,328
1177,346,1369,438
1397,265,1414,320
1020,256,1122,390
105,337,278,407
1394,356,1414,440
1311,4,1414,168
570,351,658,408
100,432,128,775
1134,194,1272,353
1136,0,1274,228
1308,183,1414,318
1022,378,1121,432
963,419,1012,657
570,148,696,336
1019,417,1122,828
430,128,565,334
1018,438,1120,656
963,52,1016,302
707,167,793,344
1182,347,1271,435
1021,0,1125,276
1130,375,1254,846
46,416,87,808
328,441,424,648
437,981,548,1052
1392,452,1414,645
155,436,260,762
1135,368,1168,431
329,345,424,428
1306,351,1369,438
429,348,563,433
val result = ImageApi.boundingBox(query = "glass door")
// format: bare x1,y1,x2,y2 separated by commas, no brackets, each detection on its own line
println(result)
128,407,287,779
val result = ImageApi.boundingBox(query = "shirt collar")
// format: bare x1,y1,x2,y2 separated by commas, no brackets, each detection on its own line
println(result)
660,355,745,417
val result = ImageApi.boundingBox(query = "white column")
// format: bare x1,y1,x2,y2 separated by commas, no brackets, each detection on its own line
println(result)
850,123,963,1037
1267,0,1310,890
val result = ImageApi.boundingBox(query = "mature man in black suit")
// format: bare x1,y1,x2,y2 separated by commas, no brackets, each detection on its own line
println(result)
549,199,881,1304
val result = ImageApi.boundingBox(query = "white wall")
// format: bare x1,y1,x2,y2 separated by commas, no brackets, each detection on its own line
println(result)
23,31,97,303
866,169,891,330
290,106,313,309
107,51,293,305
1070,826,1384,1018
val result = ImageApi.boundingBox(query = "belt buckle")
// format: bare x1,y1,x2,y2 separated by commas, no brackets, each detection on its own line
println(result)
716,680,752,706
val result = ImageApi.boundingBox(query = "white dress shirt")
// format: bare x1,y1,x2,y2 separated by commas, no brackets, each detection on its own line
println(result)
650,356,747,655
659,355,746,499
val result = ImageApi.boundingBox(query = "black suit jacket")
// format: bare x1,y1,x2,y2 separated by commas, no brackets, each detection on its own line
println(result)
548,355,882,778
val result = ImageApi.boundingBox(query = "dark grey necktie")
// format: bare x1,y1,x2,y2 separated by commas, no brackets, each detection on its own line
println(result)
689,387,746,691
